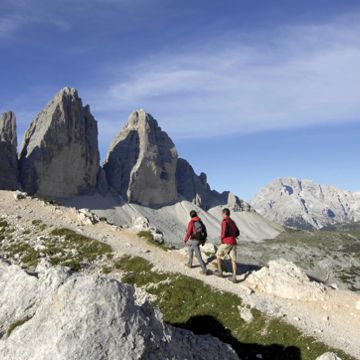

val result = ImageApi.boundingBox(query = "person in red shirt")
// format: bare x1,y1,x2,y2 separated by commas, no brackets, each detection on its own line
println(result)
215,208,240,283
184,210,208,275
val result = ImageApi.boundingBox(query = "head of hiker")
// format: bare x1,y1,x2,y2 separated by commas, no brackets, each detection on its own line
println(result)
222,208,230,219
190,210,197,218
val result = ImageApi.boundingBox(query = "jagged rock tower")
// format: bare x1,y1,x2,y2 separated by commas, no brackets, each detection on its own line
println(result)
19,88,100,197
0,111,19,190
104,110,178,207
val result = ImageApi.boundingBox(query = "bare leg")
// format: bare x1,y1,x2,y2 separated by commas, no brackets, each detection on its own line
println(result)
232,261,237,275
216,257,223,275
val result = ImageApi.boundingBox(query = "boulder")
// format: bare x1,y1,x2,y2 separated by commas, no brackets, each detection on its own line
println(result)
13,191,28,200
0,111,19,190
104,110,178,207
19,87,100,198
246,259,325,301
132,216,165,244
77,208,99,225
0,261,238,360
316,353,342,360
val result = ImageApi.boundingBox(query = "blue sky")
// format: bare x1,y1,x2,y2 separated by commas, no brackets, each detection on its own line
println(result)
1,0,360,200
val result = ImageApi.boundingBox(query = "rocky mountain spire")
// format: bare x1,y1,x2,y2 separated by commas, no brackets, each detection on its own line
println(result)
19,87,100,197
104,110,178,207
176,157,252,211
0,111,19,190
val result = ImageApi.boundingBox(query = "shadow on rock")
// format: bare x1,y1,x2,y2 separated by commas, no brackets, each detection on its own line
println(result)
175,315,302,360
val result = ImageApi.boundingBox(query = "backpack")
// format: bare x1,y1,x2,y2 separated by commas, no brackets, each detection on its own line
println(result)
193,220,207,243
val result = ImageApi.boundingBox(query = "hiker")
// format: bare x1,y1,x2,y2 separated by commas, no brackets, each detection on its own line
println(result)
215,208,240,283
184,210,209,275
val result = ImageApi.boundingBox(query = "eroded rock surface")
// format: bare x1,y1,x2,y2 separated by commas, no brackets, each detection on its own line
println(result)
0,111,19,190
19,88,100,198
246,259,326,301
0,261,238,360
104,110,178,207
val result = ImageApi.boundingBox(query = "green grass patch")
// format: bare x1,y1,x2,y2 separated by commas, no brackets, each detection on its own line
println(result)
46,228,112,271
3,242,40,268
117,255,354,360
32,219,47,231
0,219,9,228
7,316,33,337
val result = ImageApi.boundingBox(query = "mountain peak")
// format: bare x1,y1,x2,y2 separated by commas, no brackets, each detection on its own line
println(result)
251,177,360,229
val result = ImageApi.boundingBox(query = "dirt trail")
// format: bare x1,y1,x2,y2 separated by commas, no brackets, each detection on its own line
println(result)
1,191,359,359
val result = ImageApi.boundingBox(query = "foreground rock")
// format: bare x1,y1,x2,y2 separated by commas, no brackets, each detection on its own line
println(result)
104,110,178,207
316,353,342,360
251,177,360,229
19,88,100,198
0,261,238,360
0,111,19,190
246,259,326,301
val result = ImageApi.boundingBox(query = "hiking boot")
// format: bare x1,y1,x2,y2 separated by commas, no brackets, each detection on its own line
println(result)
214,270,223,278
185,264,193,269
230,275,237,284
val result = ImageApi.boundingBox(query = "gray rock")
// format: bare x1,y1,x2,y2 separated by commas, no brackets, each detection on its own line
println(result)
176,157,252,211
19,87,100,198
0,111,19,190
316,352,342,360
0,261,238,360
104,110,178,207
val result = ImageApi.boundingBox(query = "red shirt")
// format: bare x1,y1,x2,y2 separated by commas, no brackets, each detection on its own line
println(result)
184,216,201,242
221,216,239,245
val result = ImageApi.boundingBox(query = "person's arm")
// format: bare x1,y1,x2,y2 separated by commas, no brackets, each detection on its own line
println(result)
221,220,227,243
184,221,193,243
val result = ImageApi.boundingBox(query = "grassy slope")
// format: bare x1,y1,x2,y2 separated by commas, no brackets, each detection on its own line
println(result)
113,255,354,360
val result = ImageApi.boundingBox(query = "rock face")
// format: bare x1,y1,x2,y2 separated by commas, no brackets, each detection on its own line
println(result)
246,259,325,301
0,261,238,360
316,353,342,360
251,177,360,229
104,110,178,207
0,111,19,190
19,87,100,198
176,158,252,211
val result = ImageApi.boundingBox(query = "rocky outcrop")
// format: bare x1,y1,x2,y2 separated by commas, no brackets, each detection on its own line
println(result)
246,259,326,301
316,353,342,360
251,177,360,229
19,88,100,198
0,111,19,190
176,158,252,211
104,110,178,207
0,261,238,360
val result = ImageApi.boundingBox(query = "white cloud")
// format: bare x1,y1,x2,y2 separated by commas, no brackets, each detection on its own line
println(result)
0,16,27,37
89,13,360,138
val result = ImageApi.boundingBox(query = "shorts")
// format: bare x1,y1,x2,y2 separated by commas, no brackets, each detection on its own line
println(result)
216,244,237,262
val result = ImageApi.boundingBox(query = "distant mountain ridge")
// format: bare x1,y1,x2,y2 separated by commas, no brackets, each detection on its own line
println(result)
251,177,360,229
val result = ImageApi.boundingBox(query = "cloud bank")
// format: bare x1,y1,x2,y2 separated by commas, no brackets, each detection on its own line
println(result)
90,13,360,138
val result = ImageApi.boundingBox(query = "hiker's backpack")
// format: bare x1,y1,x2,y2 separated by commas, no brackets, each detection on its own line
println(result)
193,220,207,243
